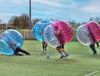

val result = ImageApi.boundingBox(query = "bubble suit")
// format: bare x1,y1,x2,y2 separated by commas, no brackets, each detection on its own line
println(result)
43,24,60,48
43,21,73,48
0,40,14,55
86,21,100,42
52,21,74,43
33,20,51,42
76,25,93,46
0,29,24,49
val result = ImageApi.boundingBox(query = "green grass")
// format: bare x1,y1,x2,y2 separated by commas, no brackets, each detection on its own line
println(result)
0,40,100,76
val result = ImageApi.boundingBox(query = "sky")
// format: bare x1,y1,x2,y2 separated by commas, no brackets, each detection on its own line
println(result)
0,0,100,23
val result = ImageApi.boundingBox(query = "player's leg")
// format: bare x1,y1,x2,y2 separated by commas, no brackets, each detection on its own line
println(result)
14,48,23,56
89,44,97,55
42,42,47,54
56,46,66,59
96,42,99,48
15,47,30,55
60,44,69,58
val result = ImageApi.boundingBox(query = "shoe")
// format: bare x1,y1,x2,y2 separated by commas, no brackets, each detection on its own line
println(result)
46,53,50,59
93,52,97,55
65,53,69,57
60,55,64,59
42,50,47,55
60,53,69,59
15,53,23,56
26,53,31,56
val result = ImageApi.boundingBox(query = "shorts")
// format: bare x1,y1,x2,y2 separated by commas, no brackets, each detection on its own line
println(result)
56,44,64,49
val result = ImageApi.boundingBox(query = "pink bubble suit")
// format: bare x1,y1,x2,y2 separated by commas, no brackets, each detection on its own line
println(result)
86,21,100,42
43,21,74,48
52,21,74,44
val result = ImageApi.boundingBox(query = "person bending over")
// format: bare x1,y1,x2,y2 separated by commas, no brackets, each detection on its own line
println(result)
8,42,30,56
42,41,48,54
88,28,99,55
54,26,69,59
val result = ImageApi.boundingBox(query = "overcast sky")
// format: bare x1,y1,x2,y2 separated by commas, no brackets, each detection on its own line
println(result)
0,0,100,23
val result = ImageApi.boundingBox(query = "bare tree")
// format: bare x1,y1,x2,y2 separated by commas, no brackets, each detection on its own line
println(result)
31,18,41,28
8,14,30,29
8,16,19,28
18,14,30,29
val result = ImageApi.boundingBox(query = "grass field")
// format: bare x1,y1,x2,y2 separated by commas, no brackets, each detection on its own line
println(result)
0,40,100,76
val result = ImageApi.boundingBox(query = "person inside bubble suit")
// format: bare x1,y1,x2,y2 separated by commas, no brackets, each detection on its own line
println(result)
88,28,99,55
8,41,30,56
39,27,48,55
54,26,69,59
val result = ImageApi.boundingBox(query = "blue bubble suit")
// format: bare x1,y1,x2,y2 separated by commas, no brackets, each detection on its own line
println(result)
0,39,14,55
43,24,60,48
33,20,51,42
76,25,93,46
0,29,24,49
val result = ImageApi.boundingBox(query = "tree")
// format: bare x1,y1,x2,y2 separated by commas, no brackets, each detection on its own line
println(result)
18,14,30,29
31,18,41,28
89,17,100,23
8,14,30,29
8,16,19,28
69,20,80,28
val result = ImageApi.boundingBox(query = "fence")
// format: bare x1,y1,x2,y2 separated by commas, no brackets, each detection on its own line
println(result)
0,28,77,41
0,29,35,40
19,30,35,40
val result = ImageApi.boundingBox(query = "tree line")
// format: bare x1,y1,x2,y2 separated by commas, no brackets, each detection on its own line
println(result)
0,13,100,29
7,14,40,29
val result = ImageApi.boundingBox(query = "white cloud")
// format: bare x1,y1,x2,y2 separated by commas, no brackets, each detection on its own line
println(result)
64,0,78,8
0,12,20,23
81,6,100,13
31,0,62,7
0,0,100,23
11,1,24,5
0,0,27,7
81,0,100,13
0,0,60,7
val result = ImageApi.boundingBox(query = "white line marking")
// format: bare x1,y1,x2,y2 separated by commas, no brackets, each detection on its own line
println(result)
84,70,98,76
